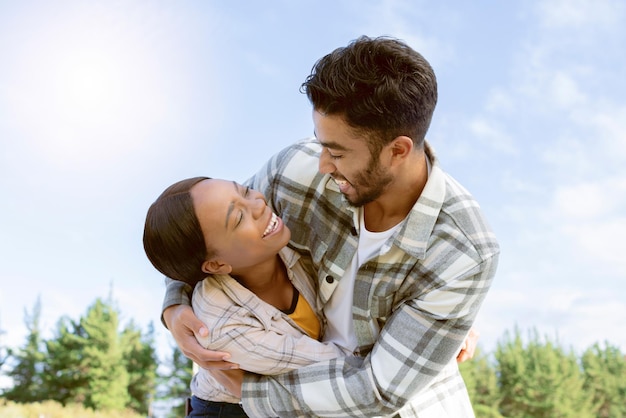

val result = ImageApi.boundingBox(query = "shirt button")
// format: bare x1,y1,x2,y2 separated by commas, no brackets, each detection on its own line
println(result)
325,275,334,284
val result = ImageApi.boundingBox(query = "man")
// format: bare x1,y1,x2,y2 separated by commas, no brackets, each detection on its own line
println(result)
163,35,499,417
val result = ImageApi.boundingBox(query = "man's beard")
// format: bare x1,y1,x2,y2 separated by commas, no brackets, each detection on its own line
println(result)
344,156,392,207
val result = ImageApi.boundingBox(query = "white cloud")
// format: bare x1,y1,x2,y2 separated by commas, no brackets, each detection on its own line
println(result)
485,88,516,114
552,179,626,219
478,277,626,353
586,106,626,161
561,219,626,273
469,118,519,155
550,71,587,108
357,0,457,66
562,295,626,351
537,0,624,29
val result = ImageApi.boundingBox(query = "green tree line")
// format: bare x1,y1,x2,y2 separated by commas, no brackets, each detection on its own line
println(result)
0,296,193,417
1,298,624,417
459,328,626,417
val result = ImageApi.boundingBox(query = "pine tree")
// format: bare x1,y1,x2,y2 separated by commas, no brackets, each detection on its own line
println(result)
2,297,47,402
79,298,130,410
158,344,193,418
122,320,158,415
581,341,626,417
43,315,90,405
458,347,501,416
43,298,131,410
496,327,594,418
2,294,159,413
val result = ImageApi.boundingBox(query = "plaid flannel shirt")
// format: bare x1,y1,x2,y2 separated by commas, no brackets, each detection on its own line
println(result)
190,247,345,404
240,138,499,417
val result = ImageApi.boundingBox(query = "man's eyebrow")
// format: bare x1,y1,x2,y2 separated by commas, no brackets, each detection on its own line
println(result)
224,181,238,228
313,130,349,151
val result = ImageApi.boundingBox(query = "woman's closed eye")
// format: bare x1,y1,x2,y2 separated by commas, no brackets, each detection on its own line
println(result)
235,187,251,226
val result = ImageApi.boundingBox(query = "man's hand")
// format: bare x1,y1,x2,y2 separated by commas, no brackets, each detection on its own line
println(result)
456,327,480,363
163,304,238,370
209,368,245,398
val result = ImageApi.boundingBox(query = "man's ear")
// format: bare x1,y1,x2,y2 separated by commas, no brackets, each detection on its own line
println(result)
202,259,232,274
389,136,414,161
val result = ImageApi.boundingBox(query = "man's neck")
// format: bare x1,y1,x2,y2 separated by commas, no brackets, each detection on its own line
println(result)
363,151,428,232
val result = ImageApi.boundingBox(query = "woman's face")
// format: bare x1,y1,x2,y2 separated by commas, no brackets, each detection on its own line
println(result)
190,179,290,273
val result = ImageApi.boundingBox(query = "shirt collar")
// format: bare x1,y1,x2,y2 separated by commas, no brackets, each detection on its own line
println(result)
320,141,445,260
392,142,445,259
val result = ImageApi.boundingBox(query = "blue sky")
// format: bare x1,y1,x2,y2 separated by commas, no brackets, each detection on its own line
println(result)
1,0,625,382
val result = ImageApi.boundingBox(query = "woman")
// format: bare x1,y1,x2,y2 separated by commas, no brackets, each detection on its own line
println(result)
143,177,344,417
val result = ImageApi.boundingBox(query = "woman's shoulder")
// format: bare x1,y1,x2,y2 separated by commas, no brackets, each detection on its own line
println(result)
192,275,277,318
192,275,243,310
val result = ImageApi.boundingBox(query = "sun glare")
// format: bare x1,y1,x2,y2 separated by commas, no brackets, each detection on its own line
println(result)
8,6,172,166
53,48,124,126
61,52,120,112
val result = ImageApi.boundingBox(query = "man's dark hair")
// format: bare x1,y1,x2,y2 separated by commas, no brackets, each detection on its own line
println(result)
301,35,437,151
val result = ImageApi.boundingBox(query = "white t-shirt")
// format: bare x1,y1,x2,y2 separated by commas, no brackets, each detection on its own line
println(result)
322,208,399,352
323,155,431,352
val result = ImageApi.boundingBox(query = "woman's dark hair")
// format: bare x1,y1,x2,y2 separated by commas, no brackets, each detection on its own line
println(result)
143,176,211,287
301,35,437,152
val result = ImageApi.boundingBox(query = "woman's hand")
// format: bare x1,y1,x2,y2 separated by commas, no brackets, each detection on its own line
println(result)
163,304,239,370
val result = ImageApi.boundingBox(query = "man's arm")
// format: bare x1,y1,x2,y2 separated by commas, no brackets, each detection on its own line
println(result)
162,277,235,369
161,276,193,318
240,254,499,417
214,326,480,399
191,277,345,376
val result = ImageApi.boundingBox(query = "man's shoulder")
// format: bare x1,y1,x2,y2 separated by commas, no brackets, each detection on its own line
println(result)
437,170,500,258
272,138,328,192
276,137,321,167
276,137,320,155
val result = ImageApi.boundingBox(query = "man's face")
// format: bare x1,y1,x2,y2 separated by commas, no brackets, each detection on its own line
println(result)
313,110,392,207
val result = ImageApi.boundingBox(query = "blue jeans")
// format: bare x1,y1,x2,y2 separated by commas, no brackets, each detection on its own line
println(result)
187,396,248,418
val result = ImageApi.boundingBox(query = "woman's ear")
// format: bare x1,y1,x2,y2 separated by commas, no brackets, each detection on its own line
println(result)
202,259,232,274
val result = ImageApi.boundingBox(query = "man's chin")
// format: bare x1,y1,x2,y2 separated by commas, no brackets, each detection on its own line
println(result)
344,192,367,207
346,188,382,207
